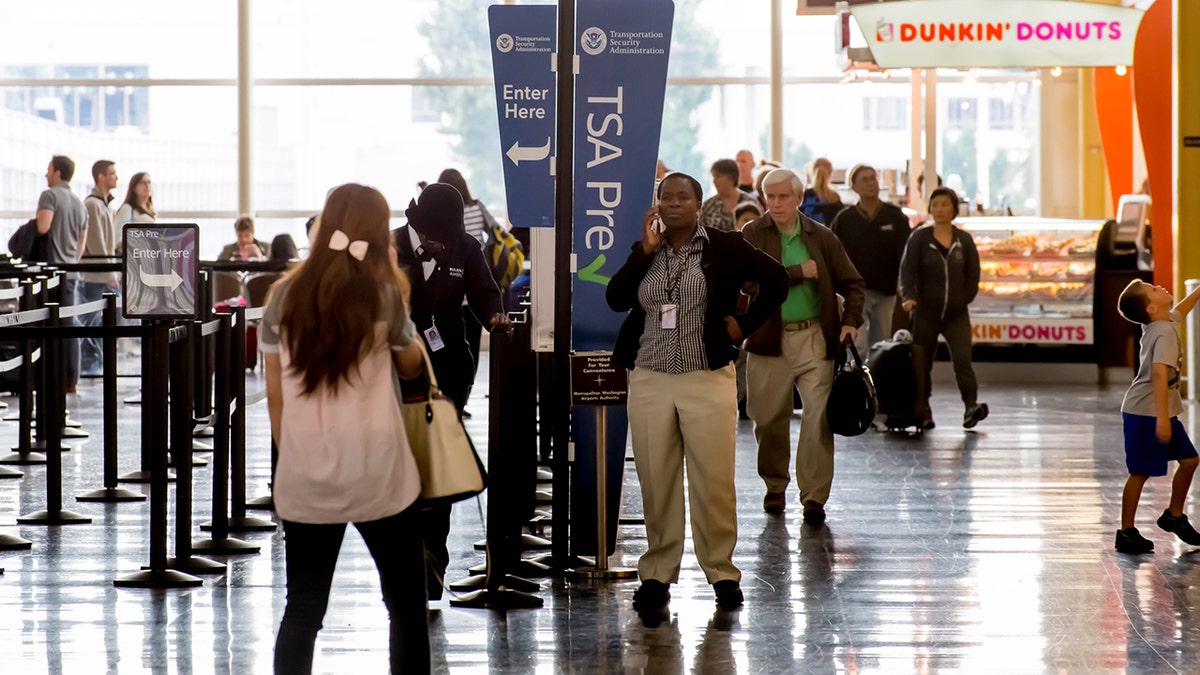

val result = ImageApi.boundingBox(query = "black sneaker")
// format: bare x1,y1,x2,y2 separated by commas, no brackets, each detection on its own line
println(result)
632,579,670,612
963,403,989,429
713,580,743,609
1156,509,1200,545
1115,527,1155,554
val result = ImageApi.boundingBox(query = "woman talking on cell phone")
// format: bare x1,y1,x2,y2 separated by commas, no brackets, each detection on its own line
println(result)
607,172,788,615
262,183,429,674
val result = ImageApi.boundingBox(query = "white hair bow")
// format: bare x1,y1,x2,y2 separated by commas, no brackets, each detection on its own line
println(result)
328,229,369,261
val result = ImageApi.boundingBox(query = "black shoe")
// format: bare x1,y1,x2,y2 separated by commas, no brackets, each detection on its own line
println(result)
1157,509,1200,545
1115,527,1155,554
763,491,786,514
713,580,743,610
737,398,749,420
632,579,670,612
921,417,936,430
963,403,989,429
802,500,826,526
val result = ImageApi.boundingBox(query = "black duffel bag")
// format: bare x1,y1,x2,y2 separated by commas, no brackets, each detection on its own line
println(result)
826,339,877,437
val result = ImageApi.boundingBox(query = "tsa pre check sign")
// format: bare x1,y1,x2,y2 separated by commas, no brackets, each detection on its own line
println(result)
122,224,200,319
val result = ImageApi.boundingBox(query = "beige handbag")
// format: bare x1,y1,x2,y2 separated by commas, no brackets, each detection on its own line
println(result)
400,340,487,504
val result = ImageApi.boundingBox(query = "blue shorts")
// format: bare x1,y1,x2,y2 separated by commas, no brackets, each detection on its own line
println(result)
1122,413,1198,476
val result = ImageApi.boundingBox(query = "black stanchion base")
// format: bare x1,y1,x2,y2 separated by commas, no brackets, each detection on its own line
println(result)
118,470,176,483
534,490,553,504
61,427,89,439
467,558,552,579
16,509,93,525
448,587,544,610
474,533,552,552
0,400,7,409
156,556,227,575
0,465,23,478
244,495,275,511
64,417,82,429
528,553,595,574
449,573,540,593
535,469,553,483
76,487,147,502
2,412,18,421
0,533,33,550
193,425,214,438
192,440,214,452
0,452,47,465
192,537,261,555
123,394,142,405
199,516,277,533
29,441,71,453
114,569,203,588
618,517,645,526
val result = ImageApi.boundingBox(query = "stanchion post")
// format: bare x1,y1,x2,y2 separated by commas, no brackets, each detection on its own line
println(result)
115,322,203,588
2,279,47,464
77,293,144,502
566,406,634,580
17,303,91,525
164,322,224,574
194,313,259,553
194,271,214,435
223,306,275,532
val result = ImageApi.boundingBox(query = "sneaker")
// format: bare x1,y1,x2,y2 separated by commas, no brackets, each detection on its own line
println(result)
802,500,826,526
1115,527,1155,554
632,579,670,612
1156,509,1200,545
762,491,786,514
713,580,743,610
963,403,989,429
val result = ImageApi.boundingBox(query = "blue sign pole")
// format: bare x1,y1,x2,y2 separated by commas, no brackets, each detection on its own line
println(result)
570,0,674,558
489,5,557,229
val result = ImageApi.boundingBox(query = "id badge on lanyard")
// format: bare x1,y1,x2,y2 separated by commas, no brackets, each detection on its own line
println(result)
424,318,446,352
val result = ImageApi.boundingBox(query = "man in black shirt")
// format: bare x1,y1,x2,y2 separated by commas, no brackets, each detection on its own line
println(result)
829,164,912,354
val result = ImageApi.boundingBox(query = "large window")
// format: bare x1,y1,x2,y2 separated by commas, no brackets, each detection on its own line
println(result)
0,0,1044,250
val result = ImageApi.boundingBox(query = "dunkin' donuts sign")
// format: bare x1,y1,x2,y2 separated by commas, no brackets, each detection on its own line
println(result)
851,0,1143,69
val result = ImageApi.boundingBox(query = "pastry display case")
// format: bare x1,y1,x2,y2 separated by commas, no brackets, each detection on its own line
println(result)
958,218,1104,346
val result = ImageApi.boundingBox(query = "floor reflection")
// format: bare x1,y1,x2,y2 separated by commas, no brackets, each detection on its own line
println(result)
1,375,1199,672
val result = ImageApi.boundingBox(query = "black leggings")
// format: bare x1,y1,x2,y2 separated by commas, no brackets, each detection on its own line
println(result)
274,508,429,674
913,308,978,414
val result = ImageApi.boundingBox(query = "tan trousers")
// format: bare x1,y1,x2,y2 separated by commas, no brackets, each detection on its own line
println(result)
627,365,740,585
746,324,835,506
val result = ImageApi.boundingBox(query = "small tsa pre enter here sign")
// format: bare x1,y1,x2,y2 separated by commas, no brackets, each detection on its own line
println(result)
122,224,199,319
571,351,628,407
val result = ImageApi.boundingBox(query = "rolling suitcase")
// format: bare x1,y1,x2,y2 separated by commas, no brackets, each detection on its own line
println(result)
866,337,926,432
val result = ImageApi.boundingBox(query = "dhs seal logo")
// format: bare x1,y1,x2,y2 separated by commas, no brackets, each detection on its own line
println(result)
581,27,607,55
496,33,514,53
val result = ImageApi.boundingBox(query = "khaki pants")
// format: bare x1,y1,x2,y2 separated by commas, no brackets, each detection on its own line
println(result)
627,365,740,585
747,324,835,506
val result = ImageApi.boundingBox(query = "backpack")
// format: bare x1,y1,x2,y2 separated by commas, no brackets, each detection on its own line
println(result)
826,339,878,437
7,218,48,262
481,204,525,288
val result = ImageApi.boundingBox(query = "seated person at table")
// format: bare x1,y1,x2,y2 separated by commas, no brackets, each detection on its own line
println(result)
218,215,269,261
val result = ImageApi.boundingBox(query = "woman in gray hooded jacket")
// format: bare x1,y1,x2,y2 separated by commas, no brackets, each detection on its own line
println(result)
899,187,988,430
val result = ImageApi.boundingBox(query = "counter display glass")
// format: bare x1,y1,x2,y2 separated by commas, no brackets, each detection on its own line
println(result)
958,218,1104,346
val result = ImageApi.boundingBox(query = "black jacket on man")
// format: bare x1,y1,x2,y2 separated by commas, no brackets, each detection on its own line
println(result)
394,225,503,408
829,202,911,295
607,226,789,371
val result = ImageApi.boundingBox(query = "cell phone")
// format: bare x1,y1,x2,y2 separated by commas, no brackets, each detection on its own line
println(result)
651,218,665,234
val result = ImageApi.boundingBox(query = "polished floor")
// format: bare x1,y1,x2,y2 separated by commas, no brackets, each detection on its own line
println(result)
1,357,1199,674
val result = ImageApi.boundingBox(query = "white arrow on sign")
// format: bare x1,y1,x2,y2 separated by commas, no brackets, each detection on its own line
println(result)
506,137,552,166
139,267,184,291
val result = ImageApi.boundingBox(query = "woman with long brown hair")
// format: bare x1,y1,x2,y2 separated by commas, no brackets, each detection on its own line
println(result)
262,183,429,674
113,171,156,229
799,157,843,224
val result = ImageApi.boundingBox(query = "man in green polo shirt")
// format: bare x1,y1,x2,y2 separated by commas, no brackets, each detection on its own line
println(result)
741,168,865,526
